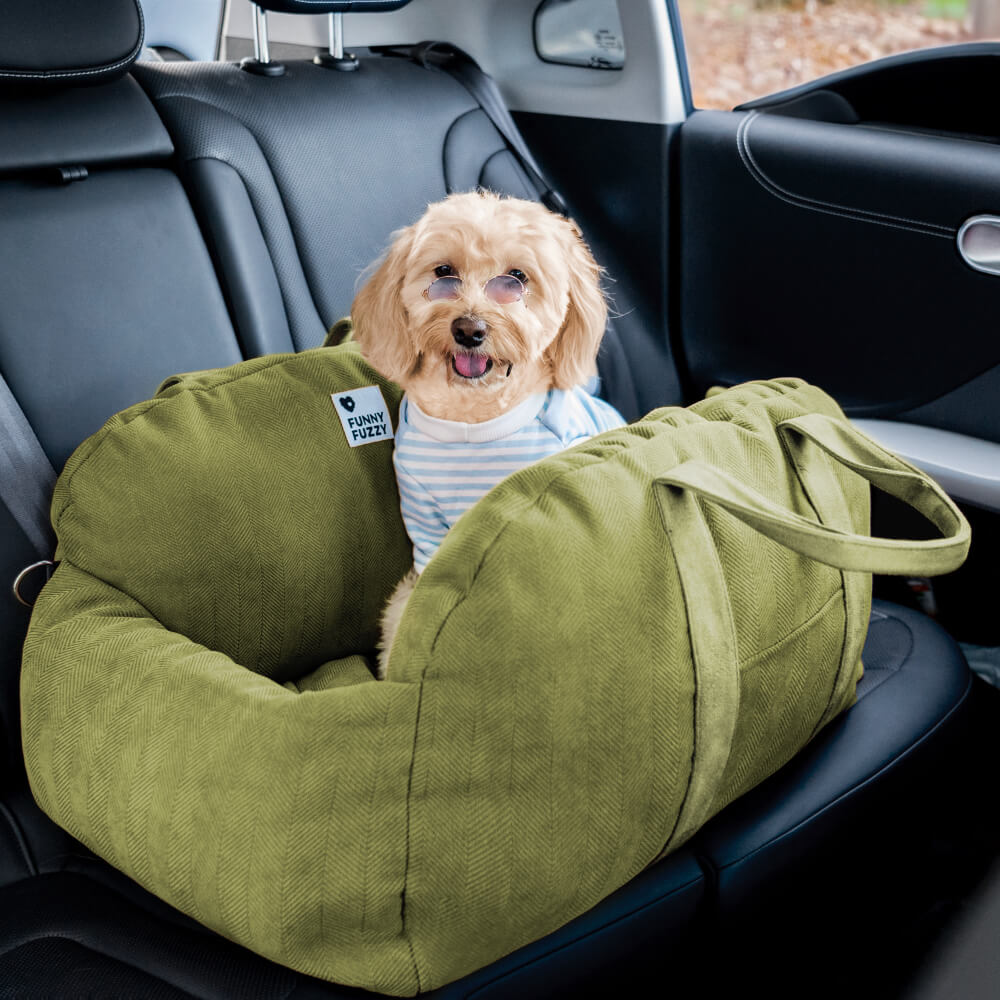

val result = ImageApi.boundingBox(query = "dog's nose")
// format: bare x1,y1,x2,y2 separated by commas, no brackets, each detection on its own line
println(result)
451,316,489,348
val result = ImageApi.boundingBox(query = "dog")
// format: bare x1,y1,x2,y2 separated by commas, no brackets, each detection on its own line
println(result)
352,191,625,678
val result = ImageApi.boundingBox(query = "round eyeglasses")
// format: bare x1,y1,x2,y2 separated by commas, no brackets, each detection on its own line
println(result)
423,273,527,305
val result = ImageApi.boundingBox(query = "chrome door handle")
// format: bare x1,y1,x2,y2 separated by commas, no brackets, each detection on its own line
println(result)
957,215,1000,275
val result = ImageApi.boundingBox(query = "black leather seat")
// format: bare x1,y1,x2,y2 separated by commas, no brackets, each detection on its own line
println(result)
0,1,988,996
129,40,645,422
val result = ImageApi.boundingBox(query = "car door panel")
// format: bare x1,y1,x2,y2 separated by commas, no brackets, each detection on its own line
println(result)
853,419,1000,513
677,46,1000,442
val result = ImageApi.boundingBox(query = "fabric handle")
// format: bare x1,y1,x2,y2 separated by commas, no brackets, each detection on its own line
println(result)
650,410,969,856
656,412,970,577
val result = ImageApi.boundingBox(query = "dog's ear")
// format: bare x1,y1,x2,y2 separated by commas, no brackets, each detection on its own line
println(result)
351,225,416,383
545,219,608,389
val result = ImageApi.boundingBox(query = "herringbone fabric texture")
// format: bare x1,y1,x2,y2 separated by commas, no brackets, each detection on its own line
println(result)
20,358,968,995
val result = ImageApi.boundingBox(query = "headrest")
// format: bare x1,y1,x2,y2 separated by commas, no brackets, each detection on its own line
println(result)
0,0,143,88
253,0,411,13
0,76,173,179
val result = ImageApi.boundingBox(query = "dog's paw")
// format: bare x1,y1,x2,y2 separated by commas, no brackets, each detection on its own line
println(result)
377,567,419,680
375,645,390,681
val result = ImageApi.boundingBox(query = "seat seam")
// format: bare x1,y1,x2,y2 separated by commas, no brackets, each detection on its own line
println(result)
152,93,328,348
855,615,916,698
184,154,292,358
0,1,144,81
736,111,955,239
0,801,37,878
479,149,538,201
442,107,505,194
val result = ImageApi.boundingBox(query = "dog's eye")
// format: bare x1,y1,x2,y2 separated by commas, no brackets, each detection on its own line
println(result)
434,264,456,278
507,269,527,284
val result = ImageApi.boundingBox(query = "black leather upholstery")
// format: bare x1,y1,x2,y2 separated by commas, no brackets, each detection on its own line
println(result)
130,55,645,419
697,601,972,914
0,170,242,468
430,849,704,998
0,0,143,87
0,4,989,995
134,57,481,351
0,72,242,782
0,874,300,998
0,76,172,176
184,157,295,357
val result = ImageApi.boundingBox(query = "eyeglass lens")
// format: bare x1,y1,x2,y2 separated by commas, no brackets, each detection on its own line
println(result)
425,274,525,304
425,275,463,301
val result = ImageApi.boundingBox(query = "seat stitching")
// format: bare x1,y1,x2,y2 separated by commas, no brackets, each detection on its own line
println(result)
442,107,515,194
479,149,538,200
152,93,325,347
0,1,144,81
736,111,954,239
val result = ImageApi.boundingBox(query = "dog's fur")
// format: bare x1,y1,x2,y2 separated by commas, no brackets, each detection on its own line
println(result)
352,191,609,678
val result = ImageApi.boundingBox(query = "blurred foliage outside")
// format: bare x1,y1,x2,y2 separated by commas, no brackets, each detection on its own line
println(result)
677,0,1000,108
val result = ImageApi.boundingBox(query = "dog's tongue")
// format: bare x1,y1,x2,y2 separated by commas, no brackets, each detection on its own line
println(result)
454,352,489,378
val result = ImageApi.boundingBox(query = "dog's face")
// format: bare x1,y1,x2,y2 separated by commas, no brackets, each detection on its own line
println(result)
352,192,607,423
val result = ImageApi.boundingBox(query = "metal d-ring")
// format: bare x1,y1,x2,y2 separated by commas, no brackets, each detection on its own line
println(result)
12,560,55,608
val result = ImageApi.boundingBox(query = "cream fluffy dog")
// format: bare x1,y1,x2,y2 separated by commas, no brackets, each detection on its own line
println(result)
352,191,624,678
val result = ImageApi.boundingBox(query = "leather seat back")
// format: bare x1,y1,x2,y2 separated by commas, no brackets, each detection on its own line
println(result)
0,1,246,773
132,52,643,417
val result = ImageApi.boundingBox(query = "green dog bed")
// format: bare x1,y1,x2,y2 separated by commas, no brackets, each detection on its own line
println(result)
20,345,968,994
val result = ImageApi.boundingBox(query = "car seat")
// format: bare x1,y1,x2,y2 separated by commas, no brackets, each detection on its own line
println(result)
0,0,989,995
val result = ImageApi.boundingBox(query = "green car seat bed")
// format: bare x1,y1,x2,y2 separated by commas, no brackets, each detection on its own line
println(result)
20,345,968,995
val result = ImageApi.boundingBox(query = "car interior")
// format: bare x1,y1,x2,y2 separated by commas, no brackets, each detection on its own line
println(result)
1,0,998,996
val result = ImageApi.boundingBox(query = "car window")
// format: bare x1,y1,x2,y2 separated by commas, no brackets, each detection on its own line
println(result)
139,0,225,62
676,0,999,109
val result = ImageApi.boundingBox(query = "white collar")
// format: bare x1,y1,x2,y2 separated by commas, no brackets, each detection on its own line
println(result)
404,392,548,443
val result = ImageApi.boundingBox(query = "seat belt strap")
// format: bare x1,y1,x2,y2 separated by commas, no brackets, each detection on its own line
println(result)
375,41,569,216
0,372,56,560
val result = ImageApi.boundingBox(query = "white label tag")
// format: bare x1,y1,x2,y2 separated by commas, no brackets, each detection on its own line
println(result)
330,386,393,447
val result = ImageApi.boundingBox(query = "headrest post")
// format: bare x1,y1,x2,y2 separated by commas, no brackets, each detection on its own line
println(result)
253,4,271,63
330,13,345,59
241,3,286,76
314,12,359,71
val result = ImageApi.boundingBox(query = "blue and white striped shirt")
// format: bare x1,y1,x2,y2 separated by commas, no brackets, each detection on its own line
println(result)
394,388,625,572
